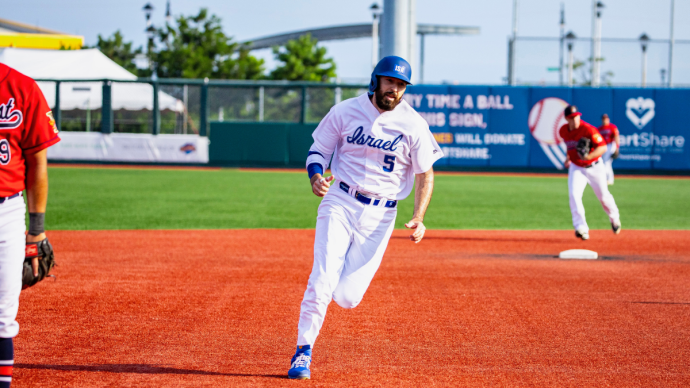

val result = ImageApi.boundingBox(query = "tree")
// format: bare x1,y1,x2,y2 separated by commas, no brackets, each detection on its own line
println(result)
152,8,264,79
572,57,614,86
87,31,142,75
269,34,336,82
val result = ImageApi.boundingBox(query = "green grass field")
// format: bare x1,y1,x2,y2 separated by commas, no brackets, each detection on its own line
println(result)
45,167,690,230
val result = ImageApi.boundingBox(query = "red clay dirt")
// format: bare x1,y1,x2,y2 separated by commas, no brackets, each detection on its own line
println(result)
15,230,690,387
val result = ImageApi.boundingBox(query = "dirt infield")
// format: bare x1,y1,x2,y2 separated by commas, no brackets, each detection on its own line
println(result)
15,230,690,387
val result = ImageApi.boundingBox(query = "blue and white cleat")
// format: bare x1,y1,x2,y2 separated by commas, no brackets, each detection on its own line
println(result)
288,345,312,380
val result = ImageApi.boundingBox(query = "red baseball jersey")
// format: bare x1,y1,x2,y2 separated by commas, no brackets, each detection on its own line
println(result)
0,63,60,197
597,123,619,144
559,120,605,167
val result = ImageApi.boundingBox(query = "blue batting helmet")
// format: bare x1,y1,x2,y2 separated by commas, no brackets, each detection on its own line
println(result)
368,56,412,94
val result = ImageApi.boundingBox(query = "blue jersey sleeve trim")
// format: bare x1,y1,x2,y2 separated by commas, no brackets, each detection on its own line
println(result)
308,151,325,159
307,163,324,179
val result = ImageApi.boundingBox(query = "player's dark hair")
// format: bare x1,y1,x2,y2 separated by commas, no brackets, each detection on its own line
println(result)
564,105,578,117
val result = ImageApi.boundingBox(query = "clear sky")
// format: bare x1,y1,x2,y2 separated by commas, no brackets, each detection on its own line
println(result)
3,0,689,85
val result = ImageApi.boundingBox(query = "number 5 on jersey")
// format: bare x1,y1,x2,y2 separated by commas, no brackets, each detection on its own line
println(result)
383,155,396,172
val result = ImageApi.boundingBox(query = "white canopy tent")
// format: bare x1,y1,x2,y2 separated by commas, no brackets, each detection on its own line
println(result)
0,48,183,112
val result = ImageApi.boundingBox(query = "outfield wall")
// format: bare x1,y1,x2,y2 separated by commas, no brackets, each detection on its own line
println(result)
48,132,209,163
405,86,689,171
209,86,689,172
209,123,317,166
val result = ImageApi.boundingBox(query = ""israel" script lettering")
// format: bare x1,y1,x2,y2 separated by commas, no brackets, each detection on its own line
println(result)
346,126,403,151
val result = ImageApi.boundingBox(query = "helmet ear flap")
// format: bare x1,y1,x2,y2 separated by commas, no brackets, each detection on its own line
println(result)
369,75,378,95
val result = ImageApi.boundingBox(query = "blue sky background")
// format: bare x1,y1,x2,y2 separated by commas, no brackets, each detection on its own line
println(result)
3,0,689,85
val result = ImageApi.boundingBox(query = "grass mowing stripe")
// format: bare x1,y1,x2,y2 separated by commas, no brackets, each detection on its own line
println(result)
45,167,690,230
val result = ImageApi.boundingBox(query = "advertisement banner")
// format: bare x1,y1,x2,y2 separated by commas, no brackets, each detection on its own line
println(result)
612,88,656,170
651,90,689,170
404,86,529,168
48,132,209,163
406,85,690,171
526,87,570,169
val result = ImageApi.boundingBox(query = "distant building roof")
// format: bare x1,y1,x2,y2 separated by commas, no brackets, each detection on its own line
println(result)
0,18,66,35
0,18,83,50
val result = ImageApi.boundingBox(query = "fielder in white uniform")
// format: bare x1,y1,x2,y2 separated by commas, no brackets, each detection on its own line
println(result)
559,105,621,240
287,56,443,380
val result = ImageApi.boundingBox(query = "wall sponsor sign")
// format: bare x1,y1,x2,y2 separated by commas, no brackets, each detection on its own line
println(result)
403,86,530,167
405,86,689,171
48,132,209,163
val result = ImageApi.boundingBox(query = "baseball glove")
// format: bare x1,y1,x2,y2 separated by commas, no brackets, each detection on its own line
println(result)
576,137,591,159
22,238,56,289
612,148,620,159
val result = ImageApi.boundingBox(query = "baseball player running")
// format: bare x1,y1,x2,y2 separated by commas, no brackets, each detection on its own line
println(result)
0,63,60,387
598,113,620,185
560,105,621,240
287,56,443,380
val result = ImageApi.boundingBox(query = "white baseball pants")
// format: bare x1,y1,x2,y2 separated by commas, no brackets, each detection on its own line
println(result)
296,187,397,347
568,160,620,233
603,143,617,185
0,195,26,339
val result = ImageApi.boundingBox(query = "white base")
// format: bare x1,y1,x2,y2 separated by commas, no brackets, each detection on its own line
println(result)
559,249,598,260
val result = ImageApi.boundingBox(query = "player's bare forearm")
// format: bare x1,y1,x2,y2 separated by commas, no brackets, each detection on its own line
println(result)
310,173,323,187
411,169,434,221
25,149,49,215
405,168,434,243
585,145,606,160
24,147,48,274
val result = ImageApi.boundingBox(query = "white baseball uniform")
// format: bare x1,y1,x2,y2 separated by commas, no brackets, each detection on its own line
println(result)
559,120,620,233
297,93,443,346
598,123,620,186
602,142,617,185
567,161,620,232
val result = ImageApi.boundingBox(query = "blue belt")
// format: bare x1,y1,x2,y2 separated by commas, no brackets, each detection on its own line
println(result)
0,192,21,204
339,182,397,208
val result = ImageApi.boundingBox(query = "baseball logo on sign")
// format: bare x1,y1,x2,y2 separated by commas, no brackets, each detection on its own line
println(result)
625,97,655,129
528,97,569,169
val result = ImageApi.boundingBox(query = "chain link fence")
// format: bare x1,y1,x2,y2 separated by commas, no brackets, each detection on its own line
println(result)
511,37,690,87
35,79,369,135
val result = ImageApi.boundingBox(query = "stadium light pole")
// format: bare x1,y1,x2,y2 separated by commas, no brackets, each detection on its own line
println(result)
509,0,519,86
165,0,171,24
419,32,426,84
143,3,155,58
640,33,650,88
146,26,156,65
370,3,382,70
668,0,675,87
591,1,604,87
559,3,565,86
566,31,576,87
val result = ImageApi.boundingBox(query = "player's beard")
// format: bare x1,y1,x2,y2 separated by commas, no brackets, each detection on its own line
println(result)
375,88,402,111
